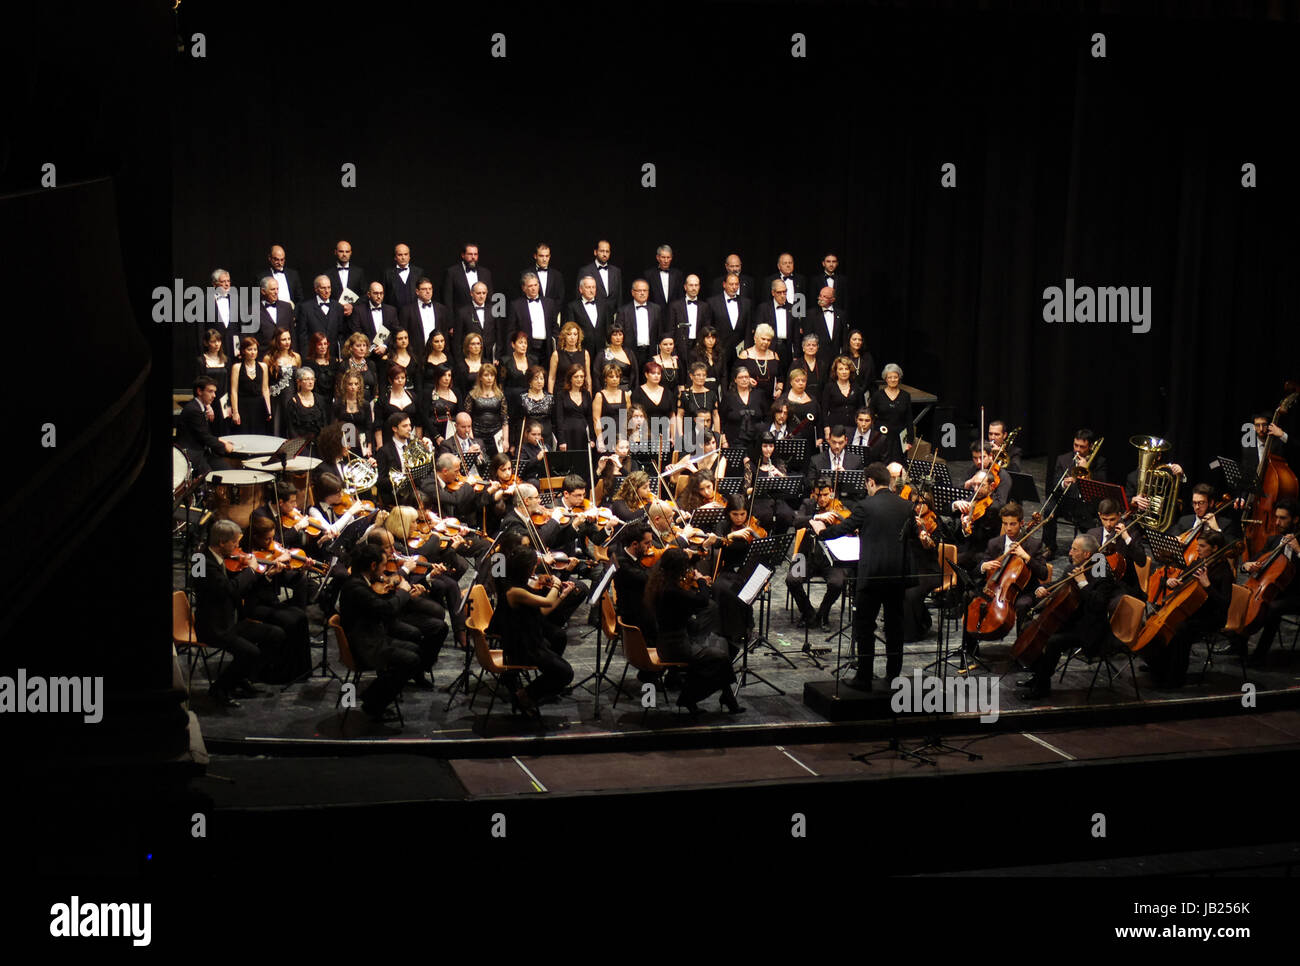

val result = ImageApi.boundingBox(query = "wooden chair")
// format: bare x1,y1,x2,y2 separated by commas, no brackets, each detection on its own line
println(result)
1060,594,1142,700
172,591,226,692
1198,583,1250,683
599,591,624,683
467,626,539,731
445,583,493,712
614,619,689,722
329,614,403,729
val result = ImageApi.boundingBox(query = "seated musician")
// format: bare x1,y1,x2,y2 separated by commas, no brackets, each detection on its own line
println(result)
643,548,745,715
1146,529,1234,688
903,483,943,643
678,470,724,515
516,420,549,483
610,470,655,521
1240,411,1294,491
383,505,469,651
376,412,417,506
1087,498,1149,601
805,424,862,489
438,412,485,475
547,474,615,582
1172,482,1228,538
176,376,236,475
787,476,849,632
709,493,763,650
243,516,311,679
962,501,1049,657
1042,427,1106,555
953,464,1006,572
612,524,656,630
337,543,423,724
195,519,287,707
987,420,1022,474
1240,499,1300,667
501,483,589,627
420,454,492,556
251,481,308,551
849,408,889,463
482,453,522,535
960,440,1010,505
363,528,448,688
1019,534,1119,700
748,432,796,534
495,547,577,718
596,437,644,502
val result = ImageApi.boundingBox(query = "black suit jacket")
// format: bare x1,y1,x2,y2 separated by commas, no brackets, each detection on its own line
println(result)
564,297,613,353
642,267,684,308
194,548,261,642
615,301,664,354
577,261,623,307
453,302,495,358
665,298,713,346
752,300,800,347
526,265,566,307
176,397,227,461
847,428,890,464
802,305,848,365
255,300,294,349
1050,451,1109,489
399,300,454,352
442,263,494,316
255,266,304,306
805,449,865,488
705,293,752,355
338,574,412,662
820,488,917,587
381,264,424,308
709,273,755,300
763,272,808,310
297,299,348,354
206,292,245,359
325,264,367,304
979,533,1050,586
351,301,400,343
507,296,561,358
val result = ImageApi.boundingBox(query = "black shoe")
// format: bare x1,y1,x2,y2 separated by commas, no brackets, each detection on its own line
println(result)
409,673,435,691
363,704,400,723
817,613,833,631
208,686,240,708
679,699,702,716
794,612,816,629
1016,676,1037,688
515,688,541,719
719,688,746,714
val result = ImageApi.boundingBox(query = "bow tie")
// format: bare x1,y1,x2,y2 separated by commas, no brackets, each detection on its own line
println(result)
781,275,792,281
262,301,275,308
583,300,595,306
596,263,608,269
463,264,476,271
727,297,737,303
686,300,697,305
397,265,409,271
528,298,540,303
635,304,647,310
370,303,383,310
337,264,349,269
420,302,432,309
319,301,330,308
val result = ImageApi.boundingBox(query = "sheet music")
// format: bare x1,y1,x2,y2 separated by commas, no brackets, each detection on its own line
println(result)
589,560,617,605
339,286,360,306
824,534,860,562
739,564,773,605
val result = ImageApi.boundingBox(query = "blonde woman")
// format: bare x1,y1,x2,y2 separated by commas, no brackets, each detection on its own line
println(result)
467,363,508,456
738,322,783,398
548,320,590,394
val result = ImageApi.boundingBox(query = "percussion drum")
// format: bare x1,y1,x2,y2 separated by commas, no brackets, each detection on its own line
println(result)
220,434,287,456
172,446,192,502
206,469,274,528
242,455,323,496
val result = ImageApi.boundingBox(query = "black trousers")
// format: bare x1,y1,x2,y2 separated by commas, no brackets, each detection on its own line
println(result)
393,595,449,672
355,637,421,712
243,603,310,682
1030,627,1101,690
786,563,848,621
209,620,284,689
657,630,735,705
855,582,906,679
506,645,574,705
1249,593,1300,657
903,573,941,641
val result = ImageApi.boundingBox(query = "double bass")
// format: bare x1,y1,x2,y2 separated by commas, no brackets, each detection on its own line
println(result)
1242,385,1299,561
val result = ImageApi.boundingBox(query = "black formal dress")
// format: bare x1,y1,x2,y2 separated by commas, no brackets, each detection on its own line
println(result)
332,399,374,452
645,582,735,708
555,389,593,452
235,362,271,434
283,392,326,440
519,391,555,447
631,385,675,448
497,580,575,706
595,348,637,391
337,575,422,715
451,359,484,400
719,388,768,452
553,347,589,390
867,388,913,462
821,380,862,434
373,391,421,441
421,390,460,444
466,391,508,456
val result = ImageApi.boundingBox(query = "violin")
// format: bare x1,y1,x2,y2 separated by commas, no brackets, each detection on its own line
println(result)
527,572,564,592
224,551,272,574
723,515,768,544
961,464,1001,536
812,499,851,526
371,572,402,595
253,542,329,575
384,552,432,577
447,473,488,492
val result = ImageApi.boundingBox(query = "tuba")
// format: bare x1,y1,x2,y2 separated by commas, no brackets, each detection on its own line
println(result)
1131,435,1178,532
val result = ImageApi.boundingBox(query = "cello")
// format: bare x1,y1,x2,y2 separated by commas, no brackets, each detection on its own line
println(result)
1242,385,1299,561
1242,530,1298,627
965,510,1045,640
1133,539,1242,653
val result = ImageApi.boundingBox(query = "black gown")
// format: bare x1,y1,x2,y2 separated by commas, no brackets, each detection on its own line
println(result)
284,392,327,440
596,348,637,391
821,380,862,433
555,389,593,452
422,390,459,443
631,385,675,448
868,387,914,461
374,391,421,438
452,358,484,400
595,388,628,446
553,348,589,391
519,391,555,447
691,350,728,394
235,362,271,434
333,398,374,451
719,388,768,451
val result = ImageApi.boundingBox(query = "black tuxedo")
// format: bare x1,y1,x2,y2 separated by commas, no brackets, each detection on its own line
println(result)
665,297,712,347
527,265,566,307
809,272,848,313
194,547,284,689
255,299,294,349
978,533,1050,588
752,300,799,348
325,264,367,304
442,262,494,316
615,301,664,355
507,296,560,359
399,300,453,352
577,261,622,308
337,575,420,711
805,449,865,489
454,302,495,358
381,263,424,308
564,297,613,353
803,305,848,365
176,397,231,474
709,273,755,300
819,488,918,679
848,428,890,464
763,271,808,311
256,266,304,306
206,292,245,359
297,298,348,354
351,300,400,345
1049,450,1108,489
642,266,684,308
705,293,752,356
1087,524,1149,599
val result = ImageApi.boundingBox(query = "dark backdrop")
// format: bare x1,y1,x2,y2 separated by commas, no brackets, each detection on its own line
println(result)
169,1,1300,482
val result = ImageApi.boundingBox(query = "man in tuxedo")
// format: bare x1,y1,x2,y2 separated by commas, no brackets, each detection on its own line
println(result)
207,268,242,359
376,413,416,506
788,478,852,631
705,272,752,358
1087,498,1149,601
257,244,304,308
399,278,453,354
804,286,847,367
255,277,295,349
420,454,493,549
454,281,495,359
666,273,711,347
1173,483,1229,539
382,243,422,309
812,462,917,686
988,420,1023,474
806,425,864,489
763,253,807,317
437,413,486,474
565,274,612,351
442,241,493,317
752,277,797,361
323,240,365,321
177,378,237,475
507,273,559,360
1241,411,1294,488
709,253,755,299
643,244,684,309
616,279,663,358
960,501,1050,660
576,239,622,309
850,409,890,463
528,242,565,307
1241,500,1300,666
809,252,848,317
1042,427,1107,554
352,281,400,350
297,275,348,355
959,441,1011,506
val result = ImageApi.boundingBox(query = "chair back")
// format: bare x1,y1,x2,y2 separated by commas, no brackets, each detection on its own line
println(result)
468,626,506,673
329,614,359,672
1134,558,1152,597
466,583,493,632
601,592,619,639
1109,595,1146,645
172,591,196,646
790,527,806,565
617,619,655,671
1045,563,1053,582
938,543,958,592
1223,583,1250,634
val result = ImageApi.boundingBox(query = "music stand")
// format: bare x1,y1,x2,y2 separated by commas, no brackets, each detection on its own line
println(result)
930,482,970,519
1211,456,1246,492
719,448,749,476
773,438,809,470
545,451,592,486
923,553,983,677
268,436,309,471
828,469,866,502
1144,529,1189,570
735,532,797,694
1007,471,1040,504
822,536,862,683
907,458,952,486
1075,476,1128,514
571,562,620,719
754,474,805,508
715,476,745,495
689,506,726,533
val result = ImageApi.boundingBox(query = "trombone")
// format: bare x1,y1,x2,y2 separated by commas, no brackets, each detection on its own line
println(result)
1068,436,1104,480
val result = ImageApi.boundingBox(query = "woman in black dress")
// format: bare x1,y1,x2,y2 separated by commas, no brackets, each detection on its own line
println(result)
383,327,417,398
548,321,591,395
333,369,375,456
868,362,914,462
420,330,451,390
678,361,720,451
719,364,767,452
284,367,326,440
821,354,862,438
340,332,379,404
748,432,796,535
500,330,535,402
497,547,576,716
631,360,677,452
737,323,784,399
373,362,421,449
592,362,629,453
230,336,272,435
466,363,508,457
421,364,459,447
518,365,554,449
304,331,337,409
777,366,822,445
197,327,231,437
264,324,300,434
794,333,826,400
650,334,681,402
642,548,743,715
846,329,876,393
597,324,636,391
554,363,593,454
691,325,727,395
454,331,487,400
610,470,654,520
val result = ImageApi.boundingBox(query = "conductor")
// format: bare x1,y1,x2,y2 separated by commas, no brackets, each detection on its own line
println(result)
811,462,917,688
